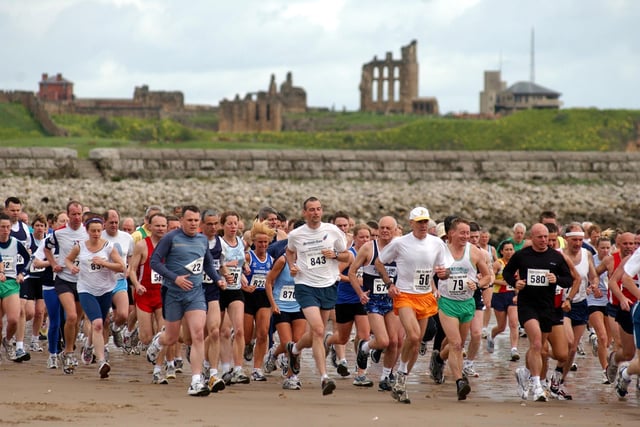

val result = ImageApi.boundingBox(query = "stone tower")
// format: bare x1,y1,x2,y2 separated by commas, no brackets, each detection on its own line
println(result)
359,40,418,114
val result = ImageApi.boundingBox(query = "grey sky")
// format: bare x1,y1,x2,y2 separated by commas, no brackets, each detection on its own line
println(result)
1,0,637,113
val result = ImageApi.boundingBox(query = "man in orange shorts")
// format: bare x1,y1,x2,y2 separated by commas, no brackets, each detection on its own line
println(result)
375,206,452,404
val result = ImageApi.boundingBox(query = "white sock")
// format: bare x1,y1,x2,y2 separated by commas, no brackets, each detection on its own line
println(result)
362,341,370,353
16,341,24,351
398,360,408,374
191,374,201,385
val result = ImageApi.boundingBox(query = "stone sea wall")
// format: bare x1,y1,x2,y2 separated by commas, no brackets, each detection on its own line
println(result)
1,147,639,182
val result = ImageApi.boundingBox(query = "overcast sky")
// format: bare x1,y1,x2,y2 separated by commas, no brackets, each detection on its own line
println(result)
1,0,637,113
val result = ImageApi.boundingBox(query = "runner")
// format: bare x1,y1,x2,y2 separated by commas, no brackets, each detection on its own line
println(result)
285,196,348,396
375,206,452,404
146,205,226,396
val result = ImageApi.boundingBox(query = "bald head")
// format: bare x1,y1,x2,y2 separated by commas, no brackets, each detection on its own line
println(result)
530,223,549,252
378,216,397,243
618,232,635,257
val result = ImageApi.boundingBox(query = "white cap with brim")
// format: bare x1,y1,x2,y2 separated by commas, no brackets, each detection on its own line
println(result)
409,206,430,222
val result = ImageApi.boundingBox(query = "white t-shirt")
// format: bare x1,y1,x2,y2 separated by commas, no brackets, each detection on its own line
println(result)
46,225,87,282
623,249,640,281
102,230,133,281
77,240,117,296
287,222,347,288
378,232,452,294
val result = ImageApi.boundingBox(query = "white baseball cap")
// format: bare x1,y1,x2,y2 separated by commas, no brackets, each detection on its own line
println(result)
409,206,430,222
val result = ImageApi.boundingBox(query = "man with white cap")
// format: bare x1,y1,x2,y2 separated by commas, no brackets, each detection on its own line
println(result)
375,206,452,404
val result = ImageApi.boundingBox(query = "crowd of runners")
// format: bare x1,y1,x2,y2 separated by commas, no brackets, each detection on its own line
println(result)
0,195,639,403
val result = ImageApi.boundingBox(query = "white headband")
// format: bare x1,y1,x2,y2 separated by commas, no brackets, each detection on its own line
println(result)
565,231,584,237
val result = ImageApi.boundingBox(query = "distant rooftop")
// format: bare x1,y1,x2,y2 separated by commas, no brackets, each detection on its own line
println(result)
504,81,560,97
40,73,73,84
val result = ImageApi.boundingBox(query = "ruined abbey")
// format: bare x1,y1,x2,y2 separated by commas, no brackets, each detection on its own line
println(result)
359,40,438,116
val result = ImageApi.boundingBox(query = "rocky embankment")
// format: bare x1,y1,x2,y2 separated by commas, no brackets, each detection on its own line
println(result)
2,176,638,242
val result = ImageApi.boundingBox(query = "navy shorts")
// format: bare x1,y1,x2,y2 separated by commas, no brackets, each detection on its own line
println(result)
473,288,484,310
294,283,337,311
79,291,113,322
203,283,220,303
491,291,515,312
606,303,619,318
587,305,606,316
364,295,393,316
564,299,589,326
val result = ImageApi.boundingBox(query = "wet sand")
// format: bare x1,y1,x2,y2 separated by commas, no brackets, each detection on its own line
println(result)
0,332,637,427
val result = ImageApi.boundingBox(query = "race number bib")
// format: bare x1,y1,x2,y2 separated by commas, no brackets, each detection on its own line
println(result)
413,268,432,292
16,254,24,265
151,269,163,285
2,256,14,271
29,262,45,273
527,269,549,287
227,267,241,290
447,273,468,294
89,261,103,272
279,285,296,302
372,278,387,295
213,259,221,270
250,274,267,289
185,257,204,275
305,250,327,269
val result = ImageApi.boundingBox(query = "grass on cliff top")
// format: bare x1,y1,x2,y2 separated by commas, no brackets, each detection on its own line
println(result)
1,103,639,157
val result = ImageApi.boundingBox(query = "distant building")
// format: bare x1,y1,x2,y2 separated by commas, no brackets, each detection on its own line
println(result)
218,72,307,132
359,40,438,115
480,70,561,115
38,73,73,101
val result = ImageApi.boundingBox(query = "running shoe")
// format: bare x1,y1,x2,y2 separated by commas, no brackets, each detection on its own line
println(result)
519,327,527,338
47,353,58,369
277,353,289,377
166,364,177,379
264,348,277,374
251,369,267,382
152,372,168,384
323,332,332,359
589,332,598,356
353,375,374,387
486,335,495,353
456,377,471,401
337,360,350,377
482,327,488,339
614,365,631,399
62,353,74,374
2,338,15,360
577,344,586,357
243,341,254,362
549,370,562,394
570,362,578,371
419,340,428,356
286,341,300,375
329,344,338,368
532,382,548,402
29,340,43,352
356,339,368,370
510,348,520,362
463,360,479,378
222,369,233,386
321,377,336,396
515,367,530,400
391,372,410,404
130,327,140,348
99,361,111,379
146,331,163,364
606,351,618,384
551,384,572,400
378,376,393,391
188,381,211,397
370,349,382,364
283,377,301,390
430,350,445,384
82,345,94,365
208,375,226,392
230,369,251,384
601,370,610,385
13,348,31,363
112,325,124,349
174,358,184,373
